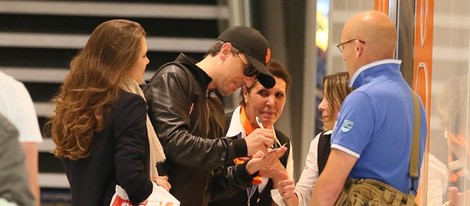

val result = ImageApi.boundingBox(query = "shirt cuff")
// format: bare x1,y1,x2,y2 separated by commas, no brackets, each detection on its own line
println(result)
271,189,286,206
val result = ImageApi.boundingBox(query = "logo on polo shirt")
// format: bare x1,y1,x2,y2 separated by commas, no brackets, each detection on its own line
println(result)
341,119,354,133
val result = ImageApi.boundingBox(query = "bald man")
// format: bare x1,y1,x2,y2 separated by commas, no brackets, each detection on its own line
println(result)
310,10,427,206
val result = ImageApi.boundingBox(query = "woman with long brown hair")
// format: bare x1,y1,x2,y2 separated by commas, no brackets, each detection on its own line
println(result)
46,19,168,205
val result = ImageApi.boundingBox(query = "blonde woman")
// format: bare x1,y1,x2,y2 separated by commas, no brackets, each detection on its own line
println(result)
273,72,351,206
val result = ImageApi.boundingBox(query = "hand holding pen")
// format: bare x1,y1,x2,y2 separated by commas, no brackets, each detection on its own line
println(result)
256,116,282,148
234,116,282,185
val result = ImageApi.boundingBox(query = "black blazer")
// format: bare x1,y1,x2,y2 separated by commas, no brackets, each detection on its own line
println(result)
62,92,152,206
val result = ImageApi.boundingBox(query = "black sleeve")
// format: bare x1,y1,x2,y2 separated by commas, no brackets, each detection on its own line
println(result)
210,161,257,202
113,93,152,204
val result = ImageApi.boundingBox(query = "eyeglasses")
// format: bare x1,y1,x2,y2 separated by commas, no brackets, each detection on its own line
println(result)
336,39,366,53
238,53,259,77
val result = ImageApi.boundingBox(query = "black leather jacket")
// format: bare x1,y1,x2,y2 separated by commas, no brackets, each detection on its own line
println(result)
144,54,248,206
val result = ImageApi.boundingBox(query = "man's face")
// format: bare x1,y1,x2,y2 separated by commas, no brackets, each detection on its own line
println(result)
217,52,257,96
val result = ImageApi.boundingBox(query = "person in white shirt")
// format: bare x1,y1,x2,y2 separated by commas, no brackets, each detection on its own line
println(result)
271,72,351,206
0,71,43,206
210,59,293,206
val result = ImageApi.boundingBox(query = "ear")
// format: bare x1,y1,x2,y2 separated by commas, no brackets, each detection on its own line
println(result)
219,42,233,60
242,86,248,101
355,44,363,58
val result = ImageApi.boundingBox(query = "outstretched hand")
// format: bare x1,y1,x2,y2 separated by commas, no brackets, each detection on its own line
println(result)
245,146,287,175
259,159,286,180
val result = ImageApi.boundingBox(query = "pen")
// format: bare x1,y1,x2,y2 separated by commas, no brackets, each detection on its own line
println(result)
256,116,282,147
255,116,264,129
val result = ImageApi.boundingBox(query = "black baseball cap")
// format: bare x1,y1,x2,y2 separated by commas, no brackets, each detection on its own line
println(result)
217,26,276,89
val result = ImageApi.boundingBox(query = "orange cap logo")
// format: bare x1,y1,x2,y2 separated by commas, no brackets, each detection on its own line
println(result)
265,48,271,64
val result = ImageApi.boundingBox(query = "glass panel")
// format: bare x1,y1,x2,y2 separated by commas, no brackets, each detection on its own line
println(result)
428,0,470,205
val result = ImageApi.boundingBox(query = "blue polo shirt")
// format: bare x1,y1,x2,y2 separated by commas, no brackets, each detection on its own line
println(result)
331,59,427,194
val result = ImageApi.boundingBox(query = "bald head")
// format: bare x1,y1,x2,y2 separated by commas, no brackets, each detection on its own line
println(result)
343,10,397,60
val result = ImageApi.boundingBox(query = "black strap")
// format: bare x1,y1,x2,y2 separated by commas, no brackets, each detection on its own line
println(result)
317,131,332,176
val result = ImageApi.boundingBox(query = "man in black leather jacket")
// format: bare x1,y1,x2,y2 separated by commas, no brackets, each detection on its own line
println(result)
144,26,280,206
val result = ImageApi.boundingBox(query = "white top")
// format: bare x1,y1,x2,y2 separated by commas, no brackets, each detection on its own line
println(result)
0,71,43,143
0,198,18,206
426,153,448,206
226,106,294,193
271,130,332,206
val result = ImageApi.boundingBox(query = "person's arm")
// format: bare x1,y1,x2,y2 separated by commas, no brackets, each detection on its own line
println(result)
210,162,256,202
262,160,287,187
271,171,295,206
260,133,292,190
20,142,39,206
210,147,287,202
310,149,357,206
12,82,42,206
114,93,153,204
272,135,321,206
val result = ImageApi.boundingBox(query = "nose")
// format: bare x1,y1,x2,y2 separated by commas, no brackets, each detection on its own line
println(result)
318,99,326,111
266,95,275,106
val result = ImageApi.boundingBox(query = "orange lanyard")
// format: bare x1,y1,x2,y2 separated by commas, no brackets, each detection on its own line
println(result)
240,106,256,135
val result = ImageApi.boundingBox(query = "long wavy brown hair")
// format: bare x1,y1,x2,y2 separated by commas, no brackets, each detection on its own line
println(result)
322,72,352,121
46,19,146,160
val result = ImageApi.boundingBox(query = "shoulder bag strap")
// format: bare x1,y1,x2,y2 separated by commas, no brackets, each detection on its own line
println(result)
409,89,421,190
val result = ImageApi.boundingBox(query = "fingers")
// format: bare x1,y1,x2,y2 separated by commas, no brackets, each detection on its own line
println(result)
448,187,459,206
246,148,281,174
259,160,285,176
278,179,296,199
260,166,289,182
266,146,287,160
278,179,294,189
153,176,172,191
280,190,296,199
252,150,265,158
245,128,275,155
263,150,281,164
277,170,289,180
257,147,287,174
245,141,287,175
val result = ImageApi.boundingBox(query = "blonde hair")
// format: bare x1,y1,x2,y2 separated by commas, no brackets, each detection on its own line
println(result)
47,19,146,160
322,72,352,120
